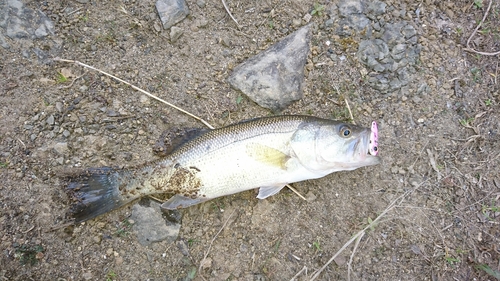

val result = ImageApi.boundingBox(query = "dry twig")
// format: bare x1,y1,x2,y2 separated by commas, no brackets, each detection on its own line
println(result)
21,225,35,234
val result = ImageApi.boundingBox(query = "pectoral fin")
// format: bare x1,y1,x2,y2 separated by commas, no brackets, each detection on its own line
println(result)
257,184,286,199
246,143,290,169
161,194,209,210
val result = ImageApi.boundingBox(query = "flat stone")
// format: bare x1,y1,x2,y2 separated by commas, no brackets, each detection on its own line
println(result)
227,25,311,111
170,26,183,43
55,102,64,112
46,114,55,125
53,142,69,155
156,0,190,29
131,200,181,246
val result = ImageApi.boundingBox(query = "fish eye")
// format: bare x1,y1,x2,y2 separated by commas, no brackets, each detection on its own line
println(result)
339,126,351,137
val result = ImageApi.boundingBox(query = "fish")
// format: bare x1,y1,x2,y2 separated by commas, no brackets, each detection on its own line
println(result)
66,115,380,223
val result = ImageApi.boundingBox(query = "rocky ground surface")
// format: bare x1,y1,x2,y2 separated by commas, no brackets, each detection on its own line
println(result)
1,0,499,280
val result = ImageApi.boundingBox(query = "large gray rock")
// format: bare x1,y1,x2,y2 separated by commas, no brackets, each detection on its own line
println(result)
156,0,190,29
0,0,54,40
356,21,421,94
228,25,311,111
131,200,181,246
357,39,390,72
0,0,58,57
334,0,386,36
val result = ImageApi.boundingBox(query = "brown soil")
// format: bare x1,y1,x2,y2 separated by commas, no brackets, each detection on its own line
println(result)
1,0,499,280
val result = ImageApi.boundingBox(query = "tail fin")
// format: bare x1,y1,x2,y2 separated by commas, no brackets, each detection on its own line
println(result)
66,167,136,223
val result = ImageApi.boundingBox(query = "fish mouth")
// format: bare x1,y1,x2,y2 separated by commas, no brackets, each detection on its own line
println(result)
368,121,379,156
352,121,379,166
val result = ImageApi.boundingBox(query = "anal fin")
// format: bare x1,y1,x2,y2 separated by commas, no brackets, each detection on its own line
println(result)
257,184,286,199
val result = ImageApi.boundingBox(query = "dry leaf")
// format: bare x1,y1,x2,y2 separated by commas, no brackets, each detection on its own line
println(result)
200,257,212,269
60,67,76,78
39,77,55,84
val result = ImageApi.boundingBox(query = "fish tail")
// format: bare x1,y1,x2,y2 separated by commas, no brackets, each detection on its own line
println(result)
66,167,137,223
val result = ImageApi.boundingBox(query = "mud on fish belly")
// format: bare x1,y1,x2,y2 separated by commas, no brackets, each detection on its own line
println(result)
158,165,203,199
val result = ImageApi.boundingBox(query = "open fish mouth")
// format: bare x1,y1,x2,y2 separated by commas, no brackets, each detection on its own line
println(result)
368,121,379,156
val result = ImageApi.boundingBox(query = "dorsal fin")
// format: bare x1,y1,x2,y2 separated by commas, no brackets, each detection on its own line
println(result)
153,127,208,157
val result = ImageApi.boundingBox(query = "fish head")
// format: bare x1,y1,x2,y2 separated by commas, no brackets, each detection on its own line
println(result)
291,120,380,173
316,121,380,171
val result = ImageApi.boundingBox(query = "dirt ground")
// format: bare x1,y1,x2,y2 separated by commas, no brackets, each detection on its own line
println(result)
1,0,499,280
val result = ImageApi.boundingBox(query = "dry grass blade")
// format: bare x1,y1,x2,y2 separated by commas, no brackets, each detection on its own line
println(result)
198,209,236,280
332,83,356,124
290,266,308,281
52,57,215,129
347,231,364,281
308,191,409,280
221,0,241,29
344,97,354,124
198,209,236,279
464,0,500,56
286,184,307,201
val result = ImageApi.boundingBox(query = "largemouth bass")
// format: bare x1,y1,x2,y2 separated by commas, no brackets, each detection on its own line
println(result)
66,115,380,223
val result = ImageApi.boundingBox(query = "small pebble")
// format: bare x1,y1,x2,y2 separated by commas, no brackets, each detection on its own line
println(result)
46,115,55,125
79,85,88,92
93,235,101,244
56,157,64,165
55,102,63,112
170,26,183,43
305,191,317,202
292,18,302,27
82,272,92,280
139,95,150,104
115,256,123,265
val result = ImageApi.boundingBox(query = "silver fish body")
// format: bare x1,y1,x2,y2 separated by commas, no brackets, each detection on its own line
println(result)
67,115,380,222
